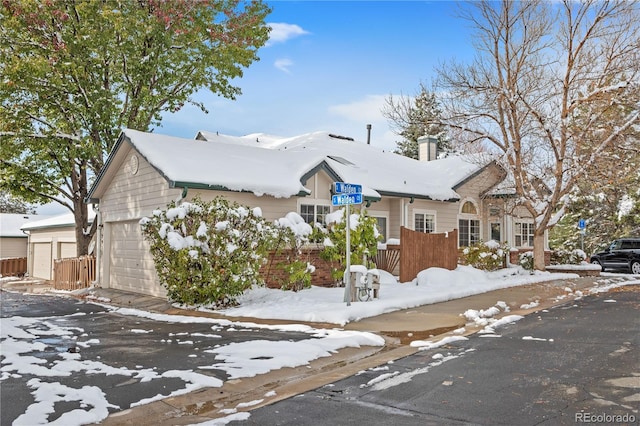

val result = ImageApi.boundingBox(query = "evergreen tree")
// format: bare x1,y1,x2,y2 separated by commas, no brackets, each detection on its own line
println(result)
383,83,450,159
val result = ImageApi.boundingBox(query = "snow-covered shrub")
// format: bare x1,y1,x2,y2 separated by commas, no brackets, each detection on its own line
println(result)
550,248,586,265
270,212,315,291
519,251,534,271
140,197,277,307
319,207,382,282
460,240,509,271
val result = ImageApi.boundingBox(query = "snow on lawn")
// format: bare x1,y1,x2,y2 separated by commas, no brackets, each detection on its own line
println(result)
211,265,583,326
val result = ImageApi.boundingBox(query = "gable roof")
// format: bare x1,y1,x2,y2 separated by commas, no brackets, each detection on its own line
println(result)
0,213,43,237
88,129,502,203
21,208,95,232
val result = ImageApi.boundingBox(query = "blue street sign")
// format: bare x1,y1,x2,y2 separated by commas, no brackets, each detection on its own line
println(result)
334,182,362,194
331,193,363,206
578,219,586,229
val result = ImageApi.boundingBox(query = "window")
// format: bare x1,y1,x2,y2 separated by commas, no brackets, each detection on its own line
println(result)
374,217,387,243
490,222,501,241
515,222,535,247
414,212,435,234
459,219,480,246
459,199,480,247
300,204,330,225
461,201,478,215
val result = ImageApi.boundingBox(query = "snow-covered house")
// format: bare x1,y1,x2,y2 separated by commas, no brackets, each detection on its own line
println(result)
20,209,95,280
86,129,543,297
0,213,41,259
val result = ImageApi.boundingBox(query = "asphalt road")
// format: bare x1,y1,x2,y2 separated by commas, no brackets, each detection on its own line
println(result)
231,288,640,425
0,290,315,425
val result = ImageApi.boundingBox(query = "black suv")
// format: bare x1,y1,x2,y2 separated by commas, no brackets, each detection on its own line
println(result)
590,237,640,274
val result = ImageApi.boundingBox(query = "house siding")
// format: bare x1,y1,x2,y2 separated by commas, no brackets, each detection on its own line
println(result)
0,237,28,259
27,226,77,280
100,148,182,223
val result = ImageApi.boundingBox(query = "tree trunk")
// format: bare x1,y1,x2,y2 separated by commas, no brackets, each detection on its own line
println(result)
73,199,94,257
533,232,546,271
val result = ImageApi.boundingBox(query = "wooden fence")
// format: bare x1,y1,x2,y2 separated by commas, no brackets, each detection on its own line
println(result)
0,257,27,277
53,255,95,290
371,244,401,275
399,227,458,283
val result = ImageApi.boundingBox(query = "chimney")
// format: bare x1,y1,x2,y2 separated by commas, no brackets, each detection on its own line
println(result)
418,135,438,161
366,124,372,145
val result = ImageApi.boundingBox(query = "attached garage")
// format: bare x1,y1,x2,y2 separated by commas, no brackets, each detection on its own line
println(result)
105,220,164,297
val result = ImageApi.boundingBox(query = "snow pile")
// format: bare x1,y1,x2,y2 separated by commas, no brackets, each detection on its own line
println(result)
217,266,578,325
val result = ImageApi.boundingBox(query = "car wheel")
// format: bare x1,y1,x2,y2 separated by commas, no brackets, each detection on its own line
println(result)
631,261,640,275
591,259,603,272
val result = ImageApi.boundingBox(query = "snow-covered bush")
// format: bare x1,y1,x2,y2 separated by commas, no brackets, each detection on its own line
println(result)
140,197,277,307
271,212,315,291
550,248,586,265
519,251,534,271
319,207,381,282
460,240,509,271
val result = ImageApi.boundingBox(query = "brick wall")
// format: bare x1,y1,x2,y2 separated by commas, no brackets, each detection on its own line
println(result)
509,249,551,266
261,248,340,289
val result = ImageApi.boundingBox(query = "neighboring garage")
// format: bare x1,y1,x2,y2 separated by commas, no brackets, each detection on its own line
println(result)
21,209,95,280
0,213,41,260
104,220,164,297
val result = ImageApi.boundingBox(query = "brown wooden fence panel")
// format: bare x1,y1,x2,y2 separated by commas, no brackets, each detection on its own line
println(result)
399,227,458,283
0,257,27,277
53,255,95,290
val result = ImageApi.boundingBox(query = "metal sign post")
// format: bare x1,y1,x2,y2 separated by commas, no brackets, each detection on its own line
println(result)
332,182,363,306
344,203,351,305
578,219,586,252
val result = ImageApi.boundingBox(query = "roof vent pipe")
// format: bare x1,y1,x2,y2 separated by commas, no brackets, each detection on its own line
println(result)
366,124,372,145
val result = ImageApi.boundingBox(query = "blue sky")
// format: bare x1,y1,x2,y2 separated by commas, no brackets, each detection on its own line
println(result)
37,1,476,215
159,0,475,153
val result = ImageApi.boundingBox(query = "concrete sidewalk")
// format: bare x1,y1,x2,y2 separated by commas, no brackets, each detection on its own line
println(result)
1,274,634,425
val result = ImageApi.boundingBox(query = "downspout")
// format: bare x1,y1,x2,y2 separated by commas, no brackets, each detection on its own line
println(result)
93,203,102,286
22,228,31,278
178,186,189,203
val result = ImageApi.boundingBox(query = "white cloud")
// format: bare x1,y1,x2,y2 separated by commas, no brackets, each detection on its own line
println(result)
266,23,310,46
328,94,387,123
274,58,293,74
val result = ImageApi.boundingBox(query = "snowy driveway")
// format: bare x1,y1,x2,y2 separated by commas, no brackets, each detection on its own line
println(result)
0,291,383,425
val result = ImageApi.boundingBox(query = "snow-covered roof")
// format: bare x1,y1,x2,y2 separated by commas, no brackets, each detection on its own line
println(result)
0,213,44,237
21,208,95,231
90,129,501,203
197,130,497,201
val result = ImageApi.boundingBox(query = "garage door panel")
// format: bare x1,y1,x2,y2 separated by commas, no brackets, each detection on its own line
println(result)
108,220,165,297
33,243,52,280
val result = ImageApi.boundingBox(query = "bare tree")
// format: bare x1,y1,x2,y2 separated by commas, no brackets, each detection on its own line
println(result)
435,0,640,270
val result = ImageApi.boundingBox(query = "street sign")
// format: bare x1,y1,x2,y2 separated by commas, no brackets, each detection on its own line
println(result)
578,219,586,229
333,182,362,194
332,193,363,206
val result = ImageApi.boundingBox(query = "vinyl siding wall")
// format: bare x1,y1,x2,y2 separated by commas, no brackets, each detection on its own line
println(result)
27,226,77,280
0,237,28,259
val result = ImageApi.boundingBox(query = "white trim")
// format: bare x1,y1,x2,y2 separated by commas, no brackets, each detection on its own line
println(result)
513,219,535,248
459,197,479,215
412,209,437,233
368,209,389,242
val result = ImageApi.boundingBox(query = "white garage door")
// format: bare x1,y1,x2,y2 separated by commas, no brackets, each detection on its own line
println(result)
59,242,77,259
108,220,164,296
33,243,52,280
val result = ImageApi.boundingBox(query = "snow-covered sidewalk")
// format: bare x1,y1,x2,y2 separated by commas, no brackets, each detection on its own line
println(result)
205,266,640,326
